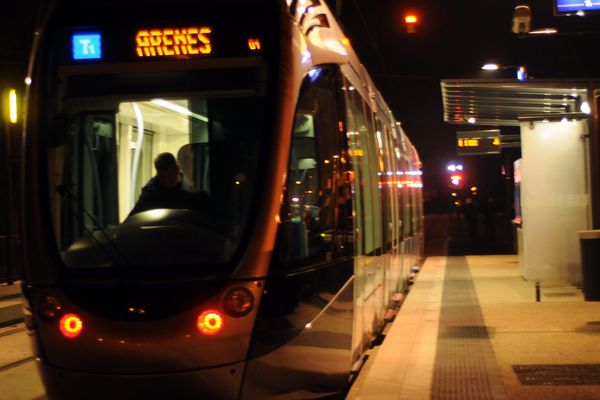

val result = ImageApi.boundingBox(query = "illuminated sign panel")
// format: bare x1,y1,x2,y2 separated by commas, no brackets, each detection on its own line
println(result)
135,27,212,57
456,129,501,156
9,89,18,124
458,138,480,147
65,24,266,64
247,38,262,51
555,0,600,13
72,33,102,60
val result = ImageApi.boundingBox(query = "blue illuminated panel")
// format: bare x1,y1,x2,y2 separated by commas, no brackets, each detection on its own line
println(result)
72,33,102,60
556,0,600,13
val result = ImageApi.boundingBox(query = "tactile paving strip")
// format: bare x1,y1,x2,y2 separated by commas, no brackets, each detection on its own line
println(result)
513,364,600,385
430,257,508,400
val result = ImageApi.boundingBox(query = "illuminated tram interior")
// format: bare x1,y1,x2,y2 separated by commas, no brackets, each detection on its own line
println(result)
49,93,266,268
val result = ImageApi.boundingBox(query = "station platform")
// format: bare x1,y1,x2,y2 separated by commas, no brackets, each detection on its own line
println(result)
4,256,600,400
346,255,600,400
0,281,23,327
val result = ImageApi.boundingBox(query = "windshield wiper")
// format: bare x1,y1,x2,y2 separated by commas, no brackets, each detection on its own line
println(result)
56,184,131,267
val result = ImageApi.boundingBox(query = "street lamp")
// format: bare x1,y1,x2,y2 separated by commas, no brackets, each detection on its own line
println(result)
447,163,463,172
404,13,419,33
481,64,527,81
481,63,500,71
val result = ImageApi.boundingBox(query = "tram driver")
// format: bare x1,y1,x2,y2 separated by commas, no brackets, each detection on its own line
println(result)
128,152,208,217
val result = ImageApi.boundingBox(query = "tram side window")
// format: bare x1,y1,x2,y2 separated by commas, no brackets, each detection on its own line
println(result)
275,67,343,268
375,118,395,251
390,127,404,242
344,83,383,256
402,158,413,238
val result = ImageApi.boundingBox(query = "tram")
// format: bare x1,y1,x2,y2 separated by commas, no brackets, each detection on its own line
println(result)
21,0,423,398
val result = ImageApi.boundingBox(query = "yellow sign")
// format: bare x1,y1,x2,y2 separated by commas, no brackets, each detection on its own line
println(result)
457,138,479,147
456,129,502,156
136,27,212,57
9,89,17,124
348,149,364,157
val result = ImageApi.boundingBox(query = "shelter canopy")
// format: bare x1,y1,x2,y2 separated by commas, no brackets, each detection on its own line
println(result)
441,79,591,126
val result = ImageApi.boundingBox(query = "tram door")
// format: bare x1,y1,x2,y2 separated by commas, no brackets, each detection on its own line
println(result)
376,120,401,304
363,107,386,336
344,78,384,361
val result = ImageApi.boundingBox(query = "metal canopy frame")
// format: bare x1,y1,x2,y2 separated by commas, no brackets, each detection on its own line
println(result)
441,79,593,127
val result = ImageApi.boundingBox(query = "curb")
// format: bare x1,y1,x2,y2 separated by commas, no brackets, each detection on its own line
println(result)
0,299,24,327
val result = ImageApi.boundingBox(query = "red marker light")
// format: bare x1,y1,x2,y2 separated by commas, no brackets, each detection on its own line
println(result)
197,310,223,335
59,313,83,339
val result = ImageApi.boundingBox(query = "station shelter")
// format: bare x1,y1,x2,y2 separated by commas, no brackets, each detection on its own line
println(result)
441,79,600,285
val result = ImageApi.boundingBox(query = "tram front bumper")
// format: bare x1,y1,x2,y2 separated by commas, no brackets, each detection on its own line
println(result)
37,359,246,400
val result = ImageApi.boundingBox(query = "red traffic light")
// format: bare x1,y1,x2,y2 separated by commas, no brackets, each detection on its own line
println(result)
450,174,463,186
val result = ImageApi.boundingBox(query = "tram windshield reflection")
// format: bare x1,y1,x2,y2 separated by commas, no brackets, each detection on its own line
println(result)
48,92,267,269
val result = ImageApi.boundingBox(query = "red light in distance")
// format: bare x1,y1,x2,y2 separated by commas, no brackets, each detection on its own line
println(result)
405,15,418,24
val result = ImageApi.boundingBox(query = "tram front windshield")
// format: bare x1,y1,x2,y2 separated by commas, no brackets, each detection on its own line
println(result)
41,3,276,271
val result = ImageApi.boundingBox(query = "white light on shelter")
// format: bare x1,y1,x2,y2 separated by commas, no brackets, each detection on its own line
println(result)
580,101,591,114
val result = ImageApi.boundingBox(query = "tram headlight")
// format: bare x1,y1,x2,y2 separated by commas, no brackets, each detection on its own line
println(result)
38,295,63,320
222,287,254,317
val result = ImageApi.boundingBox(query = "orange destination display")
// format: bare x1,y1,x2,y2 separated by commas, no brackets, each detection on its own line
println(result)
135,27,212,57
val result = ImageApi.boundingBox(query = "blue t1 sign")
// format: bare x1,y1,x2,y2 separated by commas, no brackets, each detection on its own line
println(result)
72,33,102,60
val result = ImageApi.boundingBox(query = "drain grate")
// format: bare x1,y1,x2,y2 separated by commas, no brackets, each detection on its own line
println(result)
513,364,600,385
542,292,578,298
